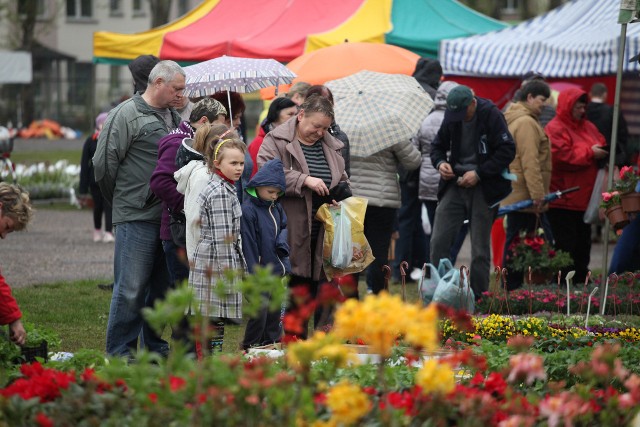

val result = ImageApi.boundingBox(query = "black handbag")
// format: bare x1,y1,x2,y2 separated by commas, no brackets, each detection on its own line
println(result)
169,209,187,248
317,181,352,205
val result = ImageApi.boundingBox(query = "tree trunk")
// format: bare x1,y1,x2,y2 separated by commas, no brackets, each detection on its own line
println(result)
20,0,38,126
549,0,564,10
149,0,173,28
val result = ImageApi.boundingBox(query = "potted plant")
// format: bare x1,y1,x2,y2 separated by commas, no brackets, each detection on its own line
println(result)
601,190,629,230
615,166,640,214
505,231,573,283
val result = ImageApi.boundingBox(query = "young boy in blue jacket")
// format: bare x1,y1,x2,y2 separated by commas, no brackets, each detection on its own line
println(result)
241,158,291,350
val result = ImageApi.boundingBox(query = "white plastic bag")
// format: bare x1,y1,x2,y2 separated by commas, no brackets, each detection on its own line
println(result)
432,265,475,313
330,204,352,269
419,258,453,304
584,168,606,224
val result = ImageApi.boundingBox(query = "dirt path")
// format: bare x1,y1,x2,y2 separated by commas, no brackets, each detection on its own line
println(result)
0,208,114,288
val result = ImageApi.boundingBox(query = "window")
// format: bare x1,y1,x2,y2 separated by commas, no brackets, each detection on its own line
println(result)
18,0,47,18
178,0,190,16
67,0,93,19
109,0,122,15
133,0,143,13
501,0,520,14
109,66,120,92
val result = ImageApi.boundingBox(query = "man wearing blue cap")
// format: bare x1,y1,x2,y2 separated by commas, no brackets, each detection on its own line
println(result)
430,85,515,300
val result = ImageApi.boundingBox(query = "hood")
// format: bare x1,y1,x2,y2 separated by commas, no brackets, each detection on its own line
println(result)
174,160,207,194
175,137,204,169
246,158,286,195
556,87,588,124
433,81,459,110
412,58,443,97
504,102,537,125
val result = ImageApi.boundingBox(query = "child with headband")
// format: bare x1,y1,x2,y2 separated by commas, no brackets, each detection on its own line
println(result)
186,129,247,354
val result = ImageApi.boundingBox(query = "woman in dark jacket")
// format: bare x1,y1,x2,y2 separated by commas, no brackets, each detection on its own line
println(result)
79,112,113,243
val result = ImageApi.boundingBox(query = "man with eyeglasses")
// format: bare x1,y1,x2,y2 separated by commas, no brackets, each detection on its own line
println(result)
93,60,186,358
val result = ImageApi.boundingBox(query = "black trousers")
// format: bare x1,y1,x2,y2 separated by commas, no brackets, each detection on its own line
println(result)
547,208,591,283
90,185,112,232
356,206,397,294
242,291,283,350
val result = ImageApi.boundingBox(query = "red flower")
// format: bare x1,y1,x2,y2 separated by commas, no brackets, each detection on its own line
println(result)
148,393,158,404
168,375,187,392
35,413,54,427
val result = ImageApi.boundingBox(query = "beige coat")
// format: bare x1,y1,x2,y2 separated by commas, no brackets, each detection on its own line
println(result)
257,117,348,280
501,102,552,212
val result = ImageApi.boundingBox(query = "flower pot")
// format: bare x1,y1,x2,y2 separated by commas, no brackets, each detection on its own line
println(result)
621,192,640,214
605,205,630,230
525,271,552,285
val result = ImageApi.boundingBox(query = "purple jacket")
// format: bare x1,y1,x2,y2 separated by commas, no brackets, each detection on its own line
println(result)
150,121,195,241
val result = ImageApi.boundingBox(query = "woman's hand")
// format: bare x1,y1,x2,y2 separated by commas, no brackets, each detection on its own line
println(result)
9,319,26,346
304,176,329,196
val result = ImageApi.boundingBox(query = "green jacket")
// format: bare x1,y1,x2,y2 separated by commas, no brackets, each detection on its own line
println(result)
93,94,181,225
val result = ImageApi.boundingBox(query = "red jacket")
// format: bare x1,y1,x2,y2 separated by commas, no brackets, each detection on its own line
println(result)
545,88,605,211
0,273,21,325
247,127,266,178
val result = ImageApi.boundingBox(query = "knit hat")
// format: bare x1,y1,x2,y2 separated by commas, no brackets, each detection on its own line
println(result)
445,85,474,122
95,112,109,130
128,55,160,94
189,98,227,123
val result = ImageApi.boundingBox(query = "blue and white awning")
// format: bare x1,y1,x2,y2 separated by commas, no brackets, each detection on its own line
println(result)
440,0,640,78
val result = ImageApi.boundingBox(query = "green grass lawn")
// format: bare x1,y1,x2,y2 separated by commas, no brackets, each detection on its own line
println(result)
11,149,82,166
11,277,420,355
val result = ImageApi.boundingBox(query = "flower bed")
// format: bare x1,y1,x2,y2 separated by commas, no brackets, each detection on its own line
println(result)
2,291,640,426
477,273,640,316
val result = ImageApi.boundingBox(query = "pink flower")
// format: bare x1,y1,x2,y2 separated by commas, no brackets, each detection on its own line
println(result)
602,192,612,202
507,353,547,386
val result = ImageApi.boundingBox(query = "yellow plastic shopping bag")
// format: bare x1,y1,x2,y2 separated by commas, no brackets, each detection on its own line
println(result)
315,196,375,280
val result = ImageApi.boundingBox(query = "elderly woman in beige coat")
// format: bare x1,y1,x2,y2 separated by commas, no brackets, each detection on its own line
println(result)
257,94,349,337
501,80,553,290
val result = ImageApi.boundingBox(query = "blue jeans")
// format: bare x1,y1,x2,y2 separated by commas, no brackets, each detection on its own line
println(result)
610,214,640,274
106,221,171,356
162,240,190,286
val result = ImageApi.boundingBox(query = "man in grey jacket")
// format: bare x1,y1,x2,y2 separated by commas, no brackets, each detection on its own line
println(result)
93,60,185,357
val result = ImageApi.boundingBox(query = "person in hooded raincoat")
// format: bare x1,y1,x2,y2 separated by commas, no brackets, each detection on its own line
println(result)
241,159,291,349
545,88,608,283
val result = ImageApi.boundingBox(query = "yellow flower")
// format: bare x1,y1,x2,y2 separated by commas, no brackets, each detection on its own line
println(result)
326,381,370,425
416,359,455,395
287,332,357,372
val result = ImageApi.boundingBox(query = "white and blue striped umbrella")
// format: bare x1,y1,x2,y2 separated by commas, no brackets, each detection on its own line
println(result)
183,56,296,98
440,0,640,78
326,71,434,157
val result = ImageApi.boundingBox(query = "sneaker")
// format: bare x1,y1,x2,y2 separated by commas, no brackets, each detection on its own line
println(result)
93,229,103,242
97,283,114,291
410,268,423,282
102,232,115,243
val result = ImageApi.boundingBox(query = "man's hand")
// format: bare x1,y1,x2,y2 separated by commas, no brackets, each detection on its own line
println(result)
457,170,479,188
304,176,329,196
592,145,608,160
438,162,456,180
9,319,26,346
532,198,546,213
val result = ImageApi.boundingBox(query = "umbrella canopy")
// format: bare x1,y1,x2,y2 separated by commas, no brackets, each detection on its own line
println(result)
497,187,580,217
259,42,419,100
183,56,296,98
326,70,433,157
287,42,419,85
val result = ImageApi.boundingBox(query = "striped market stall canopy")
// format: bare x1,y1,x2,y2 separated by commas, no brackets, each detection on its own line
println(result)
440,0,640,78
93,0,507,65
